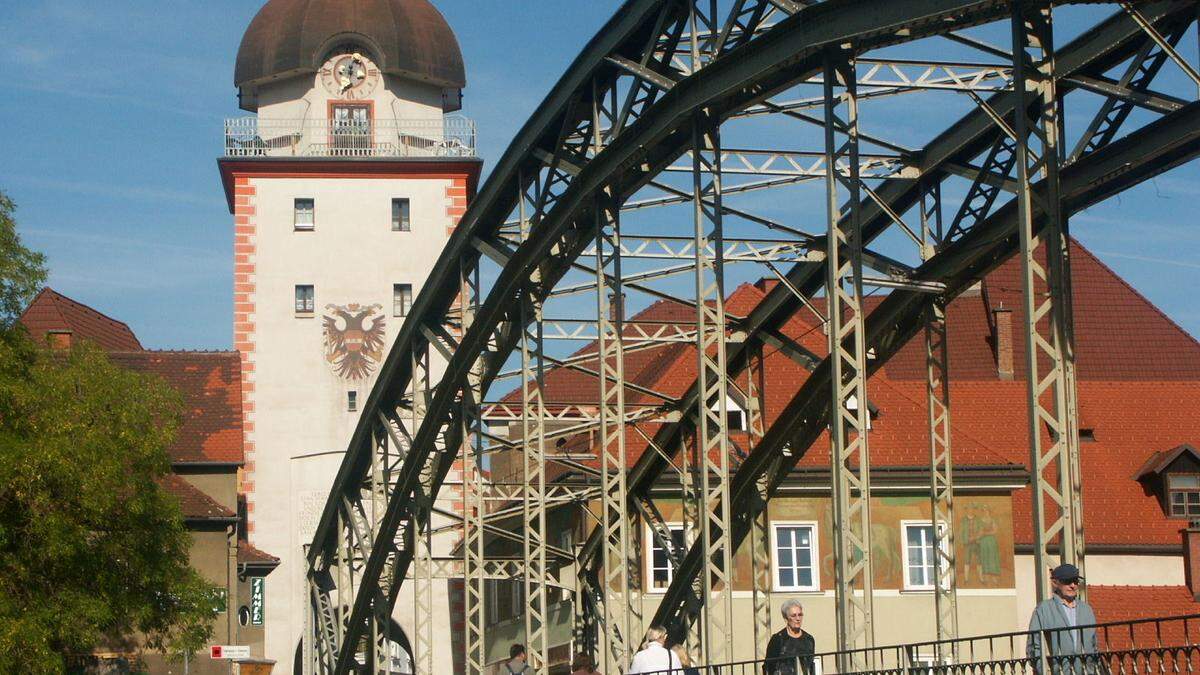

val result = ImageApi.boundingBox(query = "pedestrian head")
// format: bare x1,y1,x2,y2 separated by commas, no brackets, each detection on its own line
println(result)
1049,563,1083,600
781,599,805,631
642,625,669,650
510,643,527,660
571,652,595,672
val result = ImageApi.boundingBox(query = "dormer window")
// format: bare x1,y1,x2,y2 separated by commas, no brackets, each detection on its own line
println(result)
1169,475,1200,518
1134,444,1200,519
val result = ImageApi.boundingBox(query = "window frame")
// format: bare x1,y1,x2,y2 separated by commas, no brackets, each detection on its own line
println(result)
900,520,949,591
644,522,685,594
294,198,315,231
294,284,315,315
391,197,411,232
1167,474,1200,518
347,391,358,412
393,283,413,317
770,521,820,592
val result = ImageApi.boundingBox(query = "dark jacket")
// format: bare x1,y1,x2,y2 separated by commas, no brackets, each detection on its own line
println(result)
763,628,815,675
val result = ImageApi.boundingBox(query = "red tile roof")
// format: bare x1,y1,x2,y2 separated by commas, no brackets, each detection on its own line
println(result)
162,474,236,520
238,540,281,567
17,288,142,351
521,239,1200,548
1087,585,1200,646
110,351,244,465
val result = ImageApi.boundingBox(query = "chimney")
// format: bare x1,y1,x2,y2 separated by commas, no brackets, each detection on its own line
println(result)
993,307,1014,380
47,330,73,350
1184,523,1200,600
609,292,626,324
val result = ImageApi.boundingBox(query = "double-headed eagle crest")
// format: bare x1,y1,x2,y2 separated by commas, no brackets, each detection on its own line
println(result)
323,303,386,380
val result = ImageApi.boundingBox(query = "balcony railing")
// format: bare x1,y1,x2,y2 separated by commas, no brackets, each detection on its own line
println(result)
223,116,477,159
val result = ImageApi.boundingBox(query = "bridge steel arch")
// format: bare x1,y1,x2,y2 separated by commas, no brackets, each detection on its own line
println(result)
300,1,1200,673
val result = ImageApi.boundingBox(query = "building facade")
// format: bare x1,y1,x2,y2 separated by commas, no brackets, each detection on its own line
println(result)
218,0,480,669
484,240,1200,672
18,289,280,673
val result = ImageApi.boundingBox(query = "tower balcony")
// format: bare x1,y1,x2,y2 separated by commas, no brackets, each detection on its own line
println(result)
223,115,477,159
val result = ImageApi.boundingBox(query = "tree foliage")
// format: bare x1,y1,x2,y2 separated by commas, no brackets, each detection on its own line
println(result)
0,192,216,672
0,191,47,327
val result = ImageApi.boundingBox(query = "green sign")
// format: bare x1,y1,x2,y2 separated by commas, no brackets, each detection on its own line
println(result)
251,577,264,626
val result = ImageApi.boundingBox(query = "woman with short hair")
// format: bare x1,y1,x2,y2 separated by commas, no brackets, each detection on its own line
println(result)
628,626,681,674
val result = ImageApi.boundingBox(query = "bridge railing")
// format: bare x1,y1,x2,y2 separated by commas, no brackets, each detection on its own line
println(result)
637,614,1200,675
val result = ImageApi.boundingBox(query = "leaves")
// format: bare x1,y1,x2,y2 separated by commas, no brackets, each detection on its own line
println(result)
0,192,47,328
0,332,216,671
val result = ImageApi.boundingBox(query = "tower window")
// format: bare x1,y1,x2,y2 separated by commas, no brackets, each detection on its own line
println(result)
347,391,358,412
295,285,315,314
294,198,315,230
392,198,411,232
393,283,412,317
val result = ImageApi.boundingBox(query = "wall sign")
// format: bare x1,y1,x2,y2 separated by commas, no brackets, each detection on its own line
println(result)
250,577,265,626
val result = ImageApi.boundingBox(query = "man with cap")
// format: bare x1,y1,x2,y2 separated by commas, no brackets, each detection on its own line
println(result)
1026,563,1103,674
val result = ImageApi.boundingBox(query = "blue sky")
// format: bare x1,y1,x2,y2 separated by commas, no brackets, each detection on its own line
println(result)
1,2,1198,348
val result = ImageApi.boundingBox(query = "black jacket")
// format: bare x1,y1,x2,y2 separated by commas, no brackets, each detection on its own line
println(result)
764,628,815,675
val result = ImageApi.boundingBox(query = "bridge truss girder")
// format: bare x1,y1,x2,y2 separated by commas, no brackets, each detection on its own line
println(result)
300,2,1200,673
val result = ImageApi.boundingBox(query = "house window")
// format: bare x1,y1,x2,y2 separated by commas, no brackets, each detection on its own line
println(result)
294,198,315,230
295,285,315,314
392,198,411,231
347,391,358,412
902,521,948,590
647,525,685,591
1168,475,1200,518
393,283,413,317
772,522,819,591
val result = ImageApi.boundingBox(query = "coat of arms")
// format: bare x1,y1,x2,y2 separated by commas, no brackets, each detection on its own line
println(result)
323,303,386,380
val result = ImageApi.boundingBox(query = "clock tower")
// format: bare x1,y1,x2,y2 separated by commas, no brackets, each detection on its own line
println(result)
218,1,479,670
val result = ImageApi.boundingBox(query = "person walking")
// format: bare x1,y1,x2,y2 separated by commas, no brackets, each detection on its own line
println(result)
764,600,816,675
671,644,700,675
1026,564,1103,675
571,652,601,675
628,626,680,674
505,644,531,674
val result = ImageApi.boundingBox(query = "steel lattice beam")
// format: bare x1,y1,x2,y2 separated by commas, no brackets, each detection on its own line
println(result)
1010,2,1086,602
823,51,876,663
305,3,1200,672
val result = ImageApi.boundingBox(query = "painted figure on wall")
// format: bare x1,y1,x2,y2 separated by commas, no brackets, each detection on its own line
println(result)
960,503,1002,583
323,303,386,380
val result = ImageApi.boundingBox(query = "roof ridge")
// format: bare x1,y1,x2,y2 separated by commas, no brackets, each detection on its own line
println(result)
46,287,140,336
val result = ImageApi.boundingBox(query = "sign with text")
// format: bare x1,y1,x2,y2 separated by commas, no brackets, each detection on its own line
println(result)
250,577,265,625
210,645,251,660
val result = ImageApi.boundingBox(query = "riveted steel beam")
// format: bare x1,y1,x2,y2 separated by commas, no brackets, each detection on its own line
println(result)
311,4,1198,672
1010,2,1086,602
823,50,875,665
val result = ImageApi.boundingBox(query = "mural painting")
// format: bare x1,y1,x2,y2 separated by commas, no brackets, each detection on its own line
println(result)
323,303,386,380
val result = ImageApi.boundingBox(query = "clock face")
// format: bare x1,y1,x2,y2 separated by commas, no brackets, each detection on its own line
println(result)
320,52,379,99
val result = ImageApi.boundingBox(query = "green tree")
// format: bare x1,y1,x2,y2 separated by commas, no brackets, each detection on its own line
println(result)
0,192,216,672
0,191,47,326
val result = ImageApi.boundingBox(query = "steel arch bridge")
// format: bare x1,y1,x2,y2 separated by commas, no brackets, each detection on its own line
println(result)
301,1,1200,672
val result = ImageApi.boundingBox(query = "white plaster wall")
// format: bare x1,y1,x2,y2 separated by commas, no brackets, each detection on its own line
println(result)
624,591,1017,664
249,175,457,671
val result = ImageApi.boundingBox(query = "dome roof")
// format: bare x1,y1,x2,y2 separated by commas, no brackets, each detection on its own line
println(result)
234,0,466,90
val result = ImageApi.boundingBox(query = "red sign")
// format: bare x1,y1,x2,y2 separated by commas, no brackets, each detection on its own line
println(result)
210,645,223,659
